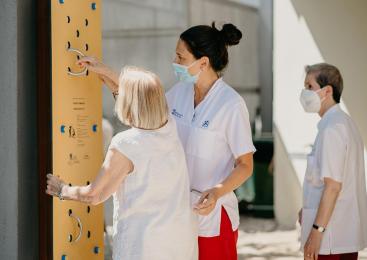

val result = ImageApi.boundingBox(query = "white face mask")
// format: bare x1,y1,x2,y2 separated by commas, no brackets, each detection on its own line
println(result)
299,88,326,113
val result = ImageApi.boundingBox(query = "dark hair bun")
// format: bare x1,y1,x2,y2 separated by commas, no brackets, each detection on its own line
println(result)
216,23,242,46
180,22,243,72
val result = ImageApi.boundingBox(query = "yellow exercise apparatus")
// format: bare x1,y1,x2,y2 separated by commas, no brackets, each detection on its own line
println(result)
51,0,104,258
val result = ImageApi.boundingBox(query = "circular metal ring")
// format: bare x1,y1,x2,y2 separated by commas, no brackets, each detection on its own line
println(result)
66,47,87,76
69,213,83,243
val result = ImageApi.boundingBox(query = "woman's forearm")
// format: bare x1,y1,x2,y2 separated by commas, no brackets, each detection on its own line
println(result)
102,66,120,92
47,150,132,206
60,184,101,205
77,56,119,92
100,74,119,93
313,180,341,228
214,162,253,199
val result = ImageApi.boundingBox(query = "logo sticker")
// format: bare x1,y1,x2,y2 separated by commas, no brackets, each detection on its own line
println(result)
202,120,210,128
171,109,184,119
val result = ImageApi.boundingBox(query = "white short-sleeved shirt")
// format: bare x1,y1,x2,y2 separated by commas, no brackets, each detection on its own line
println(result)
166,78,256,237
109,118,198,260
301,104,367,254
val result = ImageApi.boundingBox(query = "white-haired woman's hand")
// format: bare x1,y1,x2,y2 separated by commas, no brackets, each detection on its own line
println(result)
77,56,120,93
46,174,67,199
76,56,108,75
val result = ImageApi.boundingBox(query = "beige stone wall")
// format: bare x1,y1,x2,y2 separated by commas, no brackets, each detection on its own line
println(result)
274,0,367,228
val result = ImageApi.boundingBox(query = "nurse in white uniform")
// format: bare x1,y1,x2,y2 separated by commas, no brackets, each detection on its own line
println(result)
76,22,255,259
166,23,256,260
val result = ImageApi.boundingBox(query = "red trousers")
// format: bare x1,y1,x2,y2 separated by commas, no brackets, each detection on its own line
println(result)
198,207,238,260
318,252,358,260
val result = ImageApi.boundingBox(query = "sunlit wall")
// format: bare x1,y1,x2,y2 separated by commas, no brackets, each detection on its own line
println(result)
274,0,367,228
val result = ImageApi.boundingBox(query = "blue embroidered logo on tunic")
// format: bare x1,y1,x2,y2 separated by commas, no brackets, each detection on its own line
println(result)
202,120,210,128
171,109,183,118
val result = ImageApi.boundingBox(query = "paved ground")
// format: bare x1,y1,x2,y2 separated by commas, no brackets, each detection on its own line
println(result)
104,216,367,259
237,216,367,260
237,216,302,260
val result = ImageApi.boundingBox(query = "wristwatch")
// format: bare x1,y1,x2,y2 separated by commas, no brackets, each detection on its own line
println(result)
57,190,64,201
313,224,326,233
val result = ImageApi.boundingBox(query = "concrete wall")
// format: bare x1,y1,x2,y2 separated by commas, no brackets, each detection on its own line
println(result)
0,2,19,258
189,0,260,121
273,0,367,228
0,0,39,259
258,0,273,133
101,0,261,127
101,0,189,125
274,128,302,229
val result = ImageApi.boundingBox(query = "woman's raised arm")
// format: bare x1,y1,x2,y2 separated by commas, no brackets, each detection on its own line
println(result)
77,56,120,93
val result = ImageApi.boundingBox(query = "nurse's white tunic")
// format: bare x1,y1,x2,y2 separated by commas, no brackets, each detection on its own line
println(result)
301,105,367,254
166,78,256,237
109,118,198,260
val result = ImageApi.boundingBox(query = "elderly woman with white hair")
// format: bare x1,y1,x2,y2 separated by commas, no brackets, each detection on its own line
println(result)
46,66,198,260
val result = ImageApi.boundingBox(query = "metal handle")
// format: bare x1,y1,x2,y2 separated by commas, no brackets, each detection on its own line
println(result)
69,213,83,243
67,47,87,76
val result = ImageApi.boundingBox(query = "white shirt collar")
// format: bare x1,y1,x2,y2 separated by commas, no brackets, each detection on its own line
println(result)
317,104,341,130
189,77,223,106
205,77,223,96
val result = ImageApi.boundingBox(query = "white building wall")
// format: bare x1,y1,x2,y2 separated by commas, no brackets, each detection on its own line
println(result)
274,0,367,228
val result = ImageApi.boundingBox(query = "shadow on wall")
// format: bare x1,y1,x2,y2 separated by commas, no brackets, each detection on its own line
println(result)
290,0,367,144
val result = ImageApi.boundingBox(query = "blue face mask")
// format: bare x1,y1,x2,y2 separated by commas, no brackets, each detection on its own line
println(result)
172,60,201,84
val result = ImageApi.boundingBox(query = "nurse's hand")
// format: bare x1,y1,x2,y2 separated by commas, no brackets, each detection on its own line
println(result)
194,188,218,216
304,229,322,260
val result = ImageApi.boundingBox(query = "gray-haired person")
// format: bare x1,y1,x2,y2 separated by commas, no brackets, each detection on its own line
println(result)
299,63,367,260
